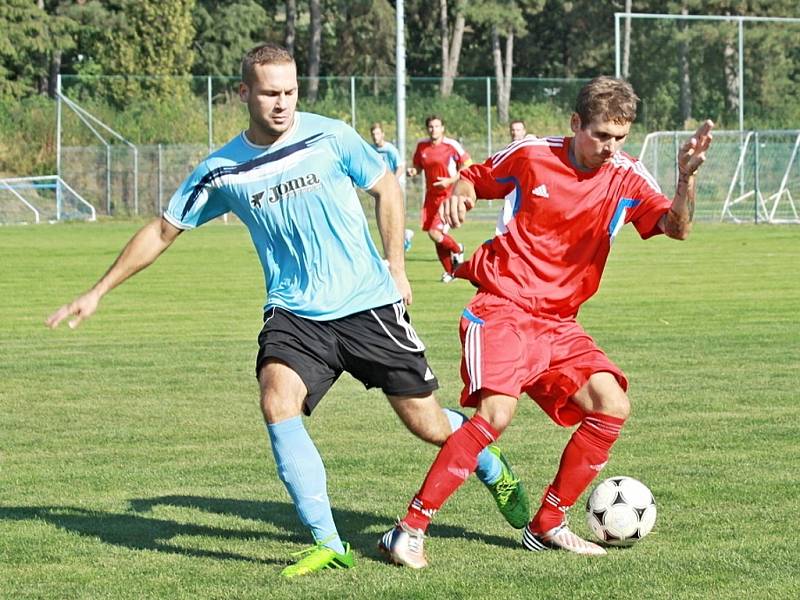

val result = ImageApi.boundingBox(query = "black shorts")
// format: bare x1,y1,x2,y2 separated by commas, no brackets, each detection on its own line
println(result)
255,302,439,415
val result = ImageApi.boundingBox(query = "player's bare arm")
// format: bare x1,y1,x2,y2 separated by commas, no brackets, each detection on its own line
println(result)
46,217,183,329
661,119,714,240
432,159,474,189
440,178,476,229
368,171,413,305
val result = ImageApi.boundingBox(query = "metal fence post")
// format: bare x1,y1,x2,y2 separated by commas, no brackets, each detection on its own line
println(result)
133,146,139,216
157,143,163,215
207,76,213,152
56,75,62,220
673,131,679,188
106,146,111,215
486,77,492,157
754,131,760,223
350,76,356,128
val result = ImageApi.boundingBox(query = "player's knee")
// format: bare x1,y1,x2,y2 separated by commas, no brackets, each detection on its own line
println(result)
597,388,630,420
260,393,303,424
476,394,517,434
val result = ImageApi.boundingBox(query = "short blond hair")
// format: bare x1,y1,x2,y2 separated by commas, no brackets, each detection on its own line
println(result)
241,43,294,85
574,76,639,127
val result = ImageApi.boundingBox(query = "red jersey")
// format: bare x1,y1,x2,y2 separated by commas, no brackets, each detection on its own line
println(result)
413,137,470,202
458,135,671,319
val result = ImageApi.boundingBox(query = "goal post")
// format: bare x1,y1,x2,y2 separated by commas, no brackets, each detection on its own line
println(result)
0,176,96,225
639,129,800,224
614,12,800,133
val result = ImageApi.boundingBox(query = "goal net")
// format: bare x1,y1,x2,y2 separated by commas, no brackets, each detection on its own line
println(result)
638,129,800,223
0,176,96,225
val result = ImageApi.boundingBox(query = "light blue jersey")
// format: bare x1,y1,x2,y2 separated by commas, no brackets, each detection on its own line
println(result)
372,141,400,174
164,112,399,320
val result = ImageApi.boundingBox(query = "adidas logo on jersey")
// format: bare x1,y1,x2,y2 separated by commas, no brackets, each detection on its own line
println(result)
424,367,435,381
532,184,550,198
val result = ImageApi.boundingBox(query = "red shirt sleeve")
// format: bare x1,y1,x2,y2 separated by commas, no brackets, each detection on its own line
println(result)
459,156,515,200
412,143,423,170
457,148,471,168
627,172,672,239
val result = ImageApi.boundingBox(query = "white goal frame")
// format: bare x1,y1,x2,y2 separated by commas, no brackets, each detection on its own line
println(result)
614,12,800,132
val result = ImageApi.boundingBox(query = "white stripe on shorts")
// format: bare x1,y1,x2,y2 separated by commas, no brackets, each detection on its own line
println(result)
465,320,482,394
370,302,426,352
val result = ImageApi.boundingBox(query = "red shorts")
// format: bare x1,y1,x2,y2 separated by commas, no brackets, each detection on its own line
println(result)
459,292,628,427
420,194,449,232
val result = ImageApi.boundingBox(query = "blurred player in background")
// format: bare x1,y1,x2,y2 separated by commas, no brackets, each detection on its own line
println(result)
509,119,527,142
379,76,714,567
406,115,472,282
47,43,526,578
370,122,403,178
370,122,414,250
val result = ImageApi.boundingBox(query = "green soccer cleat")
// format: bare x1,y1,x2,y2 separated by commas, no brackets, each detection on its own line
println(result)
484,445,531,529
279,539,355,578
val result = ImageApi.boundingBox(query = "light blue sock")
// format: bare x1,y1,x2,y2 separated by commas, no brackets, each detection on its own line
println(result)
442,408,502,485
266,416,346,554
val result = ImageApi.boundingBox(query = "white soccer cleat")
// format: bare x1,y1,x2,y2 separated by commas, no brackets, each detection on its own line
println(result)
522,523,607,556
440,272,455,283
378,520,429,569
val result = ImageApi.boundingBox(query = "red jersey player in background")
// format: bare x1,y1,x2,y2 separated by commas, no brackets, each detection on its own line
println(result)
407,115,472,282
380,76,714,567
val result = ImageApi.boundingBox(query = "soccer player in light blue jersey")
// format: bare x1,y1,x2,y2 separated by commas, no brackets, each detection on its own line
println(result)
46,43,529,577
370,122,403,178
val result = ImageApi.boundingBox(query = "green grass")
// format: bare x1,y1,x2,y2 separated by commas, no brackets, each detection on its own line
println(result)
1,220,799,599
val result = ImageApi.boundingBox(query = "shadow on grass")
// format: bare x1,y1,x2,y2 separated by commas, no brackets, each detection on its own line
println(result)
0,496,517,565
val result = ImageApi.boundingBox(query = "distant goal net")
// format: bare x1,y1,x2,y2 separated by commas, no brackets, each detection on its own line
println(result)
639,129,800,223
0,176,96,225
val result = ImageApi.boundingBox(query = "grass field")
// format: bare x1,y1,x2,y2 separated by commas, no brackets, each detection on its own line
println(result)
1,219,798,599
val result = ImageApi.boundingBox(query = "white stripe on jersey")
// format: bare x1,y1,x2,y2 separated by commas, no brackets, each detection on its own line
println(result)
492,136,565,169
610,153,662,193
495,187,518,235
442,136,467,156
217,147,324,187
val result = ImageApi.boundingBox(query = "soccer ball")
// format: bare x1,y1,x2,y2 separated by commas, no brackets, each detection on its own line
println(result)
586,476,656,546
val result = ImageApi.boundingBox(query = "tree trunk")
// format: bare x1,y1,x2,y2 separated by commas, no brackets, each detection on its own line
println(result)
307,0,321,102
284,0,296,56
439,0,449,96
443,9,465,97
622,0,632,78
37,0,48,95
48,50,61,98
678,7,692,126
723,11,739,116
492,26,513,125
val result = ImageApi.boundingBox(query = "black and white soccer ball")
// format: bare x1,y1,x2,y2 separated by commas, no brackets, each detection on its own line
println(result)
586,476,656,546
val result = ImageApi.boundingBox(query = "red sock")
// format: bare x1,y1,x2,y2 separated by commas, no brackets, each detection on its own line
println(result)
531,412,625,533
403,414,498,532
435,242,453,273
439,234,461,254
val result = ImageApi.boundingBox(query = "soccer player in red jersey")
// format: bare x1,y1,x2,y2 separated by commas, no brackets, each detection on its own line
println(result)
407,115,472,282
380,76,714,567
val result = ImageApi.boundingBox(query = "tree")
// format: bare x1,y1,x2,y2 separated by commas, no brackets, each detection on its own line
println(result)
439,0,466,97
284,0,296,56
469,0,542,124
326,0,395,80
307,0,322,101
192,0,271,77
0,0,74,99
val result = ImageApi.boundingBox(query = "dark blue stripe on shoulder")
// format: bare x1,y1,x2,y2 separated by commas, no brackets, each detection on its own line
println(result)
181,132,329,219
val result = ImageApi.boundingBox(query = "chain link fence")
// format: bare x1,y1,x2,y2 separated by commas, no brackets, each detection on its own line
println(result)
639,129,800,223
